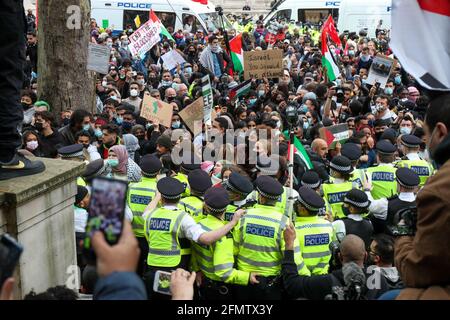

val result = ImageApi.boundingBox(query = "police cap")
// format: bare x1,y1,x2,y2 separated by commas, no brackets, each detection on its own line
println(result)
376,140,397,154
256,155,278,176
157,177,185,200
296,186,325,213
396,167,420,189
226,172,254,196
344,189,371,209
58,144,84,158
380,128,397,144
82,158,106,180
255,176,283,200
204,187,230,214
341,143,362,161
400,134,422,148
330,155,353,174
188,169,212,194
139,154,162,177
300,170,321,189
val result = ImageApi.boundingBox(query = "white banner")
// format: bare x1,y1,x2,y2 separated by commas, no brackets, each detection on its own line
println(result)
161,50,186,71
128,19,161,59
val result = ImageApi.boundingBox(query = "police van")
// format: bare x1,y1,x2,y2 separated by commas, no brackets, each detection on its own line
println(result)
337,0,392,37
264,0,341,24
90,0,231,34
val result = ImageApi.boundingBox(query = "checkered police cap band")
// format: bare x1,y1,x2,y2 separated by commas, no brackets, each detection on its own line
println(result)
396,177,417,189
301,181,321,189
401,141,419,148
256,165,278,175
161,193,182,200
142,171,159,178
297,195,320,212
60,150,84,158
344,197,369,208
330,161,352,173
85,165,106,179
256,186,280,200
205,203,227,214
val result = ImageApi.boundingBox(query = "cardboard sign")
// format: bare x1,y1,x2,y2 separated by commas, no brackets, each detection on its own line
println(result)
161,50,186,71
179,97,204,136
243,49,283,80
87,43,110,74
140,95,173,128
201,75,213,125
319,123,350,149
366,55,396,88
128,19,160,59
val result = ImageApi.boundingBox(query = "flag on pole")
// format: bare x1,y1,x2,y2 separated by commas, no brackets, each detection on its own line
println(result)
390,0,450,91
229,79,252,99
229,34,244,74
321,16,341,81
134,15,141,28
149,10,175,42
283,131,314,170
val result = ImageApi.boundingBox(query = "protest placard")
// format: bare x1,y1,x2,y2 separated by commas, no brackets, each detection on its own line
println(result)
161,50,186,71
243,49,283,80
319,123,350,149
366,55,396,88
179,97,204,136
140,95,173,128
128,19,160,59
202,75,213,125
87,43,110,74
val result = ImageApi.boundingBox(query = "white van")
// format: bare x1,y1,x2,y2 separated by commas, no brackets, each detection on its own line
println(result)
337,0,392,37
264,0,340,24
90,0,231,34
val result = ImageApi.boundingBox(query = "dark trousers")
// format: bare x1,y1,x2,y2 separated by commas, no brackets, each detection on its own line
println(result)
0,1,27,156
136,236,149,277
198,278,233,301
234,276,282,300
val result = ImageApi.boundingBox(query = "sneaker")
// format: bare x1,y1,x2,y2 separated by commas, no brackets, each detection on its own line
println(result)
0,154,45,180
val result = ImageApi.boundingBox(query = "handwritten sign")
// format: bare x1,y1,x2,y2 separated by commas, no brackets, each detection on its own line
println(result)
161,50,186,71
128,19,160,59
243,49,283,80
87,43,110,74
140,95,173,128
179,98,204,136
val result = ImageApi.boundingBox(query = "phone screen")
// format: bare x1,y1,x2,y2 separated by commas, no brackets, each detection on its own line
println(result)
83,178,128,254
0,234,23,287
153,270,172,295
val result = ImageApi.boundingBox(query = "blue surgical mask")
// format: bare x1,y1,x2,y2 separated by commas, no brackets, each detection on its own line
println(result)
384,87,393,95
394,75,402,85
360,54,370,62
362,78,367,85
107,159,119,167
115,116,123,125
258,90,265,97
94,129,103,137
348,50,355,56
171,121,181,129
249,98,257,105
303,121,310,130
400,127,412,135
145,123,152,130
299,104,308,114
82,124,91,131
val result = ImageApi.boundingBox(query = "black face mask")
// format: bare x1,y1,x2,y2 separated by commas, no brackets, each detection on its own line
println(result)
34,122,44,131
166,96,175,102
342,205,351,216
188,51,196,55
62,118,70,126
82,144,90,149
375,132,383,141
22,102,32,110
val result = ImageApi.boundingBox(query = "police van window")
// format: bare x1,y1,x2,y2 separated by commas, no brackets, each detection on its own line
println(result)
274,9,292,21
154,11,176,31
123,10,149,30
298,9,330,24
182,14,201,33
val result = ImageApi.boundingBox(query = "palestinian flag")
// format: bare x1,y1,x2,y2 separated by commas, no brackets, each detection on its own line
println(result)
229,79,251,99
321,15,341,81
150,10,175,42
283,132,313,170
229,34,244,74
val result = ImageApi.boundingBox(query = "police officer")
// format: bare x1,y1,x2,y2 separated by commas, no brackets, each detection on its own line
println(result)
341,143,366,189
366,167,419,234
223,172,254,222
127,154,161,276
340,189,373,248
80,158,106,188
294,186,334,275
300,170,328,217
193,187,258,300
322,155,358,219
366,140,398,199
143,177,243,299
234,176,310,300
396,134,434,187
173,162,201,196
179,169,212,222
58,144,85,162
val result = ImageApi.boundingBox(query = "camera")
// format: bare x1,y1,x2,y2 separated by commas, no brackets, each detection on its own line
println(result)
285,102,299,127
387,206,417,236
335,87,345,103
215,6,224,16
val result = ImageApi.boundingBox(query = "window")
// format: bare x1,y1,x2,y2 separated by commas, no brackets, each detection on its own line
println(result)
274,9,292,21
123,10,149,30
182,13,202,33
154,11,176,32
198,12,232,32
298,9,331,24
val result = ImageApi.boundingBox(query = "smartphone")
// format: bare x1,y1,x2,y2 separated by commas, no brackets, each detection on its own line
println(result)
153,270,172,295
83,177,128,260
0,234,23,287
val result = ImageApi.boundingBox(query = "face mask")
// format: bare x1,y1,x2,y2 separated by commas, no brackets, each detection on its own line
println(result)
171,121,181,129
122,121,133,130
348,50,355,56
106,42,113,48
21,102,32,110
34,122,44,131
303,121,310,130
63,118,70,126
166,96,175,102
82,143,90,149
258,90,265,97
210,44,220,53
368,119,375,127
249,98,257,105
400,127,412,135
146,123,152,130
130,89,139,97
26,140,38,150
137,79,145,86
94,129,103,137
122,40,129,46
287,49,293,55
108,159,119,167
360,54,370,62
102,81,108,87
300,104,308,113
82,124,91,131
394,75,402,85
161,80,173,87
376,103,385,113
362,78,367,85
384,87,393,95
342,205,351,216
120,74,126,80
115,116,123,125
110,95,119,101
375,131,383,141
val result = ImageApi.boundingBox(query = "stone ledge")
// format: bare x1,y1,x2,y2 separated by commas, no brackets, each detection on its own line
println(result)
0,158,85,206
